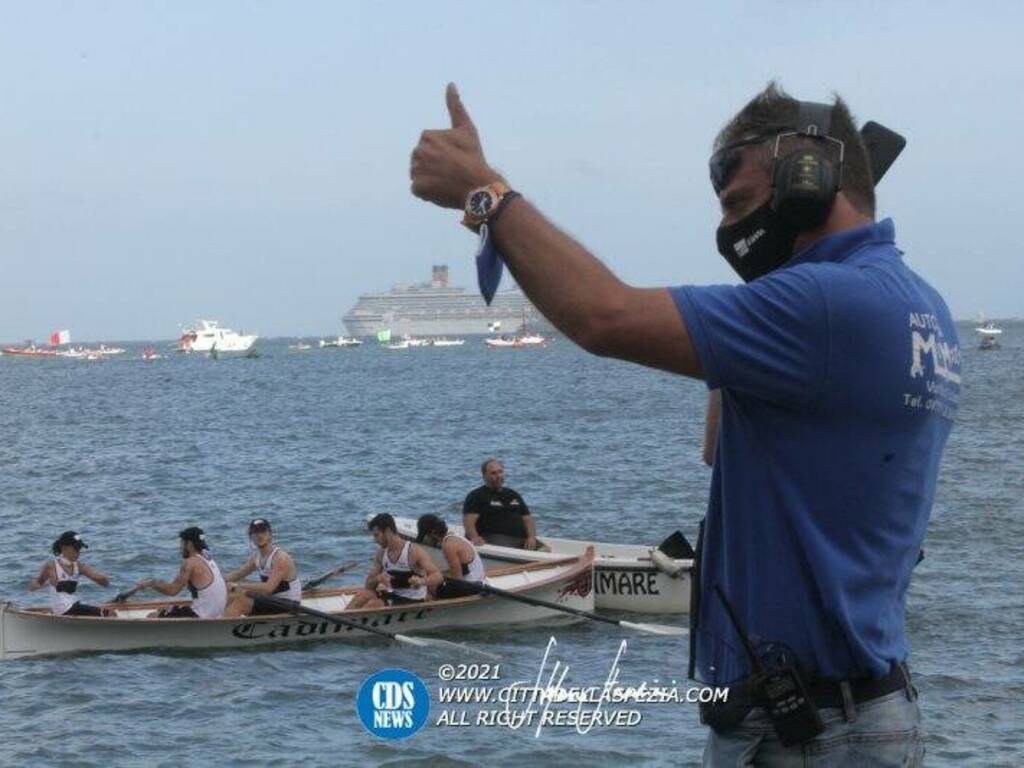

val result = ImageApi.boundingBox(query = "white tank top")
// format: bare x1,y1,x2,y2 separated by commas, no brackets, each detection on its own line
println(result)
49,558,79,616
256,546,302,602
382,542,427,601
444,533,485,583
189,555,227,618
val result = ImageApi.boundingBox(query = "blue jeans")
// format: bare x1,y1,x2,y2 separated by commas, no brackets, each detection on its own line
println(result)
703,690,924,767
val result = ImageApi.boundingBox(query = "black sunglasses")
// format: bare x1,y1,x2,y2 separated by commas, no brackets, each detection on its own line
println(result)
709,135,775,195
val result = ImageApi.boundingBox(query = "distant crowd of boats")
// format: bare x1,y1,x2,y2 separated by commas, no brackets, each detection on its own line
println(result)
3,317,1010,360
2,313,1010,361
2,318,552,361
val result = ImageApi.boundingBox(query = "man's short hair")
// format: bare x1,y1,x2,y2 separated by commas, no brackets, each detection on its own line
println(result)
480,457,502,476
714,82,875,217
416,514,448,543
367,513,397,534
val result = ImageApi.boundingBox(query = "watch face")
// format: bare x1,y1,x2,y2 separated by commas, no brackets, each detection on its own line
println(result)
469,190,495,217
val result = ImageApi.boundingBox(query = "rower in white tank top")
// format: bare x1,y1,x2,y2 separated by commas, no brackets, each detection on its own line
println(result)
382,541,427,601
49,557,80,616
443,532,485,583
189,554,228,618
257,546,302,602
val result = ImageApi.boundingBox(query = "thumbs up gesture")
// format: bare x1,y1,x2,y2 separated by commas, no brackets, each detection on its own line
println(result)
410,83,503,209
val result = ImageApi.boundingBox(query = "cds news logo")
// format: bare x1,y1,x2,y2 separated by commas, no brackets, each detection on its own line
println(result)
356,668,430,740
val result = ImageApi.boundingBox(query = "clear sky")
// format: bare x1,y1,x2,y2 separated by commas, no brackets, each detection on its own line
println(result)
1,1,1021,341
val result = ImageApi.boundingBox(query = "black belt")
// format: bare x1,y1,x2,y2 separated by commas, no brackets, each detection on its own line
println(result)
805,662,912,708
701,663,912,732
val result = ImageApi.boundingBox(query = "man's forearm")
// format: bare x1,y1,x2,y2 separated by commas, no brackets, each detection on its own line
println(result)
151,580,178,596
463,515,483,541
491,198,625,352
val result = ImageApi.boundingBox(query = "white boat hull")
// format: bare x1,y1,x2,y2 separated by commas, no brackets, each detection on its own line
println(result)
1,556,594,660
186,335,258,354
388,516,691,614
320,337,363,348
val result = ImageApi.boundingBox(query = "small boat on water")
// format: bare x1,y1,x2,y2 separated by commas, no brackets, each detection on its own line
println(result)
975,322,1002,350
2,330,77,358
0,554,594,660
2,345,59,357
485,335,523,348
142,347,162,361
430,338,465,347
319,336,362,348
387,516,692,614
177,320,258,356
289,341,312,351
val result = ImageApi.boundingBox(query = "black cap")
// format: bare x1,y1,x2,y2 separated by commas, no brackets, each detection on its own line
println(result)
416,514,447,543
179,526,209,550
56,531,87,550
248,518,271,534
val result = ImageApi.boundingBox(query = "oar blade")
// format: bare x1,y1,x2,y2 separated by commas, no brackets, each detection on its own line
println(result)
619,620,689,637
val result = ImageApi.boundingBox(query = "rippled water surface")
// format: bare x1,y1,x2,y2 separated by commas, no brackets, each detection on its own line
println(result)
1,326,1021,766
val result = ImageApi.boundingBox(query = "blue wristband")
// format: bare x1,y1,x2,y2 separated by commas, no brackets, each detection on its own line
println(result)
475,223,503,305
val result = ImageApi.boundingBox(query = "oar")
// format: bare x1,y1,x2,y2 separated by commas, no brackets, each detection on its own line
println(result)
448,579,687,637
252,594,497,657
302,560,360,591
109,578,154,604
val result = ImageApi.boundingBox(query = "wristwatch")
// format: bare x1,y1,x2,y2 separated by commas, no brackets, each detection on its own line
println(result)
462,181,513,231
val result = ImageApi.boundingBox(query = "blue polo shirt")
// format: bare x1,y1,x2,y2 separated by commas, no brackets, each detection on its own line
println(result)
671,219,960,684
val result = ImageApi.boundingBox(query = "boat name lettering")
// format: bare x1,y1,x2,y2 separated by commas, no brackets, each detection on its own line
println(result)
557,572,593,601
230,610,430,641
595,571,660,596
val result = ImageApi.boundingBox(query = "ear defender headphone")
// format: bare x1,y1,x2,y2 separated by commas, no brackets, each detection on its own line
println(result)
770,101,845,231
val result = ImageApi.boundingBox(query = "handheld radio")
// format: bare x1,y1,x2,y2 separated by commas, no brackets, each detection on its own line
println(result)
714,585,825,746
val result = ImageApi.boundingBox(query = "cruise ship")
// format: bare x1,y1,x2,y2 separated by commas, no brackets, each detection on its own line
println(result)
342,265,552,337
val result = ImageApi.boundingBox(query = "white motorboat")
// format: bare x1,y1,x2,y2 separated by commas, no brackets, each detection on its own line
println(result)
319,336,363,348
430,338,465,347
386,515,692,614
289,341,312,351
56,347,89,359
975,322,1002,350
177,320,258,355
0,554,594,660
485,336,523,348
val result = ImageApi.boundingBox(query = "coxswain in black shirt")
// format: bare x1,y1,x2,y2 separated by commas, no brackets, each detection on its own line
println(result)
462,458,548,551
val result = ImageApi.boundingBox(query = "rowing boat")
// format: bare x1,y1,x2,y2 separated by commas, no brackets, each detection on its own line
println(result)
0,552,594,660
386,516,692,614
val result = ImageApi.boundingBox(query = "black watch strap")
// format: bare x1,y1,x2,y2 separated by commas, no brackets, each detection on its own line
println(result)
487,191,522,230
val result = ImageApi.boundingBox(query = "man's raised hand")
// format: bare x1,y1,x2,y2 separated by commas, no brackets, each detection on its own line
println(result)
410,83,502,209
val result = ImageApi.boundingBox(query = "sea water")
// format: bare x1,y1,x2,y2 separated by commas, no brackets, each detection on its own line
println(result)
0,326,1021,766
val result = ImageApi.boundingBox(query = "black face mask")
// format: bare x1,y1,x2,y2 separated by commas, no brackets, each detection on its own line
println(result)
715,200,800,283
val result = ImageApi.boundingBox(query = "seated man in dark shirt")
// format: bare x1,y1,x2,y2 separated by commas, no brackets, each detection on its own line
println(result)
462,458,548,550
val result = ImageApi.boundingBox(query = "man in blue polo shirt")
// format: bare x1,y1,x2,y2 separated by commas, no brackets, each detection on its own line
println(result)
410,82,957,766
